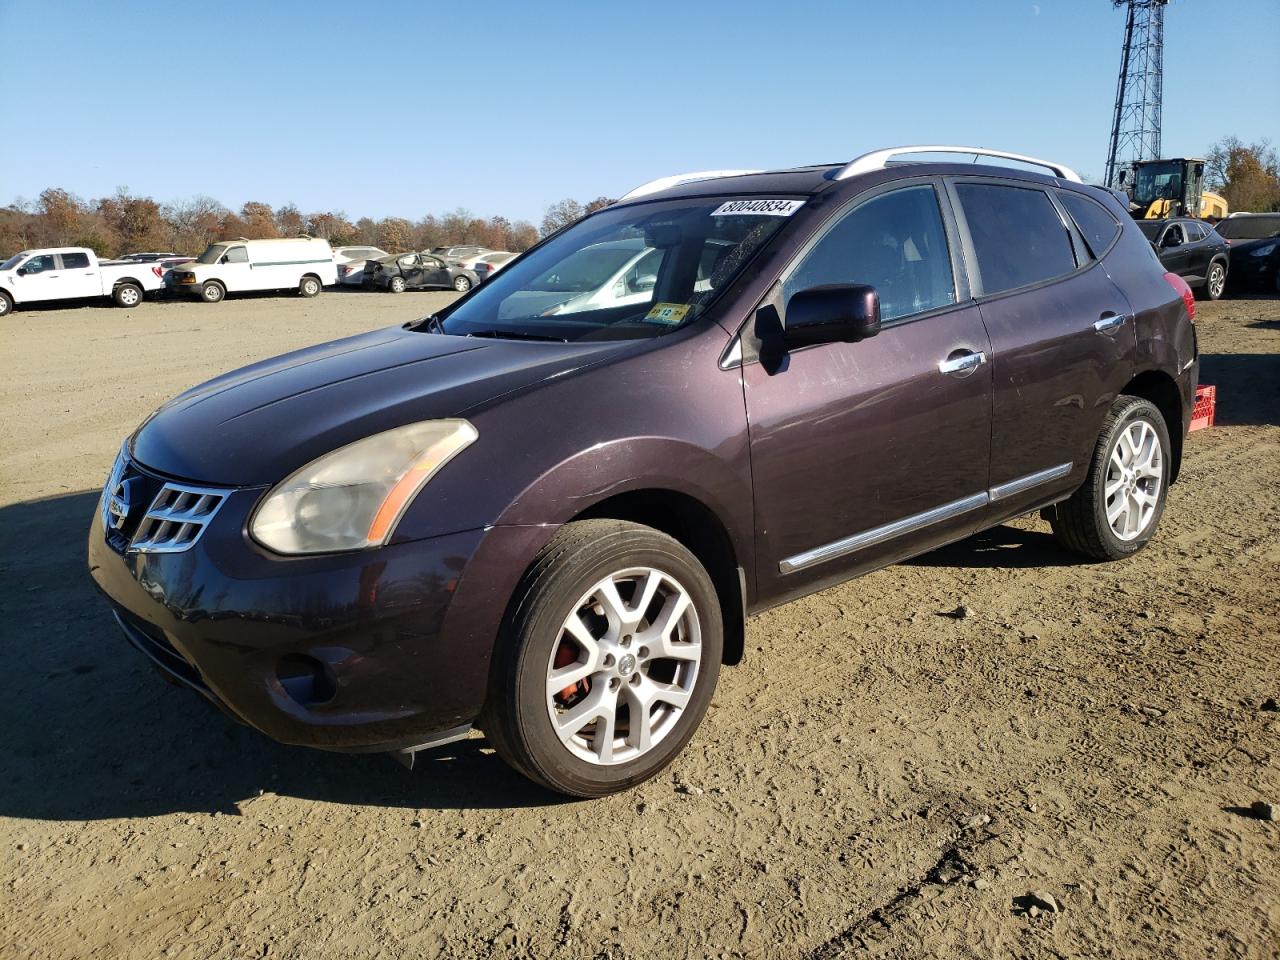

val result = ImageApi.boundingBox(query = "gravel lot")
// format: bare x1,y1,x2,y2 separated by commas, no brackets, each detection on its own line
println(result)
1,287,1277,959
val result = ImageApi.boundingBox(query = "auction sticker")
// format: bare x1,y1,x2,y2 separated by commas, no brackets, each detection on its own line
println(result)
711,198,804,217
645,302,690,325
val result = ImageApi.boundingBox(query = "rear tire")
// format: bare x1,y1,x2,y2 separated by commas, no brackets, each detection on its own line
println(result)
453,275,472,293
0,290,13,318
299,275,321,298
388,275,406,294
113,283,143,308
1048,395,1170,561
200,281,225,304
483,520,723,797
1200,261,1226,301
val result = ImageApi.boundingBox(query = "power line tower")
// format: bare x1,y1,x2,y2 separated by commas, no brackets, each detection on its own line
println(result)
1104,0,1169,189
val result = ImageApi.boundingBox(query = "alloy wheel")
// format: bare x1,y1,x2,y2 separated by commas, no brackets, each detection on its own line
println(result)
1209,264,1225,299
545,567,701,766
1105,419,1163,541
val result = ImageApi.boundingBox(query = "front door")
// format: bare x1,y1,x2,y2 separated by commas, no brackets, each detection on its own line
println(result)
744,181,993,605
1156,222,1191,279
420,256,452,288
949,178,1136,520
14,253,63,302
218,244,253,291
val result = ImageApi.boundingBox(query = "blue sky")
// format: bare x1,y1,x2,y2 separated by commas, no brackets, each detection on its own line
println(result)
1,0,1276,223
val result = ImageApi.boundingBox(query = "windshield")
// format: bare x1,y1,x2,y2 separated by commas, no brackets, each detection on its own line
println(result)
1,253,27,271
1215,216,1280,240
434,197,795,341
195,243,228,265
1132,161,1184,206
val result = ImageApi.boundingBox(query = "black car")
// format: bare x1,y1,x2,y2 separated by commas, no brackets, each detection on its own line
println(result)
362,252,480,294
1214,213,1280,295
1136,218,1229,300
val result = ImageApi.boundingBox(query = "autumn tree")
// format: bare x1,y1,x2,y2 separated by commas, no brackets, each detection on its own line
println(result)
541,198,585,237
274,203,305,237
163,196,226,254
1205,137,1280,213
37,188,86,246
98,188,167,254
583,196,614,215
240,201,279,239
305,211,357,246
376,217,414,252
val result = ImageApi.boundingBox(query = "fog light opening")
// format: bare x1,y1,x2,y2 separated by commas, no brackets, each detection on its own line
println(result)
276,655,337,706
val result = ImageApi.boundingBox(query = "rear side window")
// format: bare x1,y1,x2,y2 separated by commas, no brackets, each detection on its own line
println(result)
1184,221,1206,241
60,252,91,269
785,184,956,323
1059,192,1122,258
956,183,1077,295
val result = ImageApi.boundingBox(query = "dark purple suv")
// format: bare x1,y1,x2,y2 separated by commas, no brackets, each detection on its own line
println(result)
89,146,1199,797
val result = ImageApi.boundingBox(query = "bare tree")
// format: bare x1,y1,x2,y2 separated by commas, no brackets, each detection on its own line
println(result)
540,198,585,237
1205,136,1280,212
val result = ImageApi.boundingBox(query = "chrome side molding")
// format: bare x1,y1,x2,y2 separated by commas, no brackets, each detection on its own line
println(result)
989,462,1073,503
779,462,1074,574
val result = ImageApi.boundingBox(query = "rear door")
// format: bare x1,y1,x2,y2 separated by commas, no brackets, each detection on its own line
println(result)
743,179,993,604
57,251,101,299
949,178,1135,520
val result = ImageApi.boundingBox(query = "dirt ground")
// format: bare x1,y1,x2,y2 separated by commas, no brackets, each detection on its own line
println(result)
1,286,1277,960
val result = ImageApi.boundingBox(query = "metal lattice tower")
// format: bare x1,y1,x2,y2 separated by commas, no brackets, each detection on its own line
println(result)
1104,0,1168,189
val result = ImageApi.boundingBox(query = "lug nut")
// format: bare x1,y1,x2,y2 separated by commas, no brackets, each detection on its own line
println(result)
603,654,615,668
629,673,641,686
638,646,649,658
609,677,621,691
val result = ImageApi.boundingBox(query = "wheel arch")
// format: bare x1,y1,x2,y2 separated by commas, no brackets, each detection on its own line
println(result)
111,276,145,290
570,489,747,666
1121,369,1185,483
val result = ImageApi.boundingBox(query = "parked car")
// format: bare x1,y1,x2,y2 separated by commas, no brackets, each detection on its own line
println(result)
430,245,493,264
89,145,1198,797
0,247,166,316
496,239,660,319
467,251,517,284
1214,213,1280,294
117,251,180,263
333,245,390,286
1136,218,1229,300
362,251,479,293
167,237,337,303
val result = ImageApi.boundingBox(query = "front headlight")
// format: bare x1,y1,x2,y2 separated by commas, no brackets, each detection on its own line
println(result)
250,419,478,555
1249,242,1277,258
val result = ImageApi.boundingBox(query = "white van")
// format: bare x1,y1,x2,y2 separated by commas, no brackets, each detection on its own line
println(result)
167,237,337,303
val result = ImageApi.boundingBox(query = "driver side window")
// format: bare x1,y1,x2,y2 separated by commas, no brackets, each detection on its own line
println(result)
24,254,57,274
224,246,248,264
784,185,956,324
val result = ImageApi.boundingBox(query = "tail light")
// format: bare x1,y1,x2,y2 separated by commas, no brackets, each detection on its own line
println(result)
1163,271,1195,322
151,266,163,278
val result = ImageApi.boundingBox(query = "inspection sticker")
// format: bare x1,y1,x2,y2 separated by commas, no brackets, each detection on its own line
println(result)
645,302,690,325
711,198,805,217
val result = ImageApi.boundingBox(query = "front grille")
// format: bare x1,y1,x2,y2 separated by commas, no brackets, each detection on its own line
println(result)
100,448,231,555
131,482,229,553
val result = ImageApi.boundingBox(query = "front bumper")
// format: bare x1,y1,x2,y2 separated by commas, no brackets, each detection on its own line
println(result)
87,456,552,753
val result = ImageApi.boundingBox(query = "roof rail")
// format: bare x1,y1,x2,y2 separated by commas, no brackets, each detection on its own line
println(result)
836,145,1082,183
619,169,764,202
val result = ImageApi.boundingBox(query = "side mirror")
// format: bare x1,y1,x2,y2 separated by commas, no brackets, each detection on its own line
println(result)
16,267,26,276
783,284,881,349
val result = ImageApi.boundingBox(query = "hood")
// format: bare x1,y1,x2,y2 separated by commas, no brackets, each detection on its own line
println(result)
130,325,623,486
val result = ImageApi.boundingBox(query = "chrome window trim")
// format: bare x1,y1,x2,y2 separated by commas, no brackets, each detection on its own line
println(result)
779,462,1075,574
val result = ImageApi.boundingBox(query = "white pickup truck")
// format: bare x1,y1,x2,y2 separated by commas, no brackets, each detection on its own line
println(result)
0,247,167,317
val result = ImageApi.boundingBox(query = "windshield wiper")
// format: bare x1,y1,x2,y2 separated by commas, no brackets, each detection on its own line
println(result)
465,329,568,343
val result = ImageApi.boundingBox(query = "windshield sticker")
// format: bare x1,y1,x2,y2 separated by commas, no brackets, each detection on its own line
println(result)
644,302,690,325
711,199,804,217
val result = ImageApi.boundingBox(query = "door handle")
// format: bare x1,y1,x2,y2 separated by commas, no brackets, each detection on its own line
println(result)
1094,312,1128,334
938,350,987,376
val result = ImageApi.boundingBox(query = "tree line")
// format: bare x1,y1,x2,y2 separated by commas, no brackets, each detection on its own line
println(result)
0,189,616,260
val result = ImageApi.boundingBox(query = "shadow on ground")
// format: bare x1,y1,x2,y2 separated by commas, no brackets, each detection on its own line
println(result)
0,491,558,822
1198,352,1280,427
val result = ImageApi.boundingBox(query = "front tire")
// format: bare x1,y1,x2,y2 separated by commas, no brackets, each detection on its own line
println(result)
200,281,225,304
388,275,406,294
453,275,472,293
0,290,13,318
299,275,321,298
1048,395,1171,561
113,283,143,308
484,520,723,797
